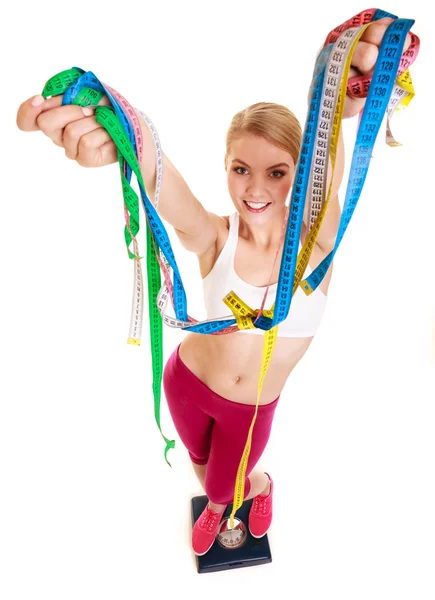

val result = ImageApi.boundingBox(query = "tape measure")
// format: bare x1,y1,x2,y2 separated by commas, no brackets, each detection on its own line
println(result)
39,8,419,530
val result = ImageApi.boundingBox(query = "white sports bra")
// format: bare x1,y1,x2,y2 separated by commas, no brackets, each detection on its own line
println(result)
202,212,328,338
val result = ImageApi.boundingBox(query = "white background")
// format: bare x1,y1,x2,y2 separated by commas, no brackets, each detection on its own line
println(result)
1,0,434,598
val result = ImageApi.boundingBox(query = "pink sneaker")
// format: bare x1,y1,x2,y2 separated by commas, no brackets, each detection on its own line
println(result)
192,502,227,556
248,472,273,538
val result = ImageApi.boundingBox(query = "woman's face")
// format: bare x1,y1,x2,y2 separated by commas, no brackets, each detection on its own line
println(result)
225,133,295,226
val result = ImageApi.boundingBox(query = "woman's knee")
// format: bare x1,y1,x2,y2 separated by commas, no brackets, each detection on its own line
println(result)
204,477,229,505
205,474,251,505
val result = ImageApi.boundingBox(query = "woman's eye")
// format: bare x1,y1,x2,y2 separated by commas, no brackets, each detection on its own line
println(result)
233,167,285,178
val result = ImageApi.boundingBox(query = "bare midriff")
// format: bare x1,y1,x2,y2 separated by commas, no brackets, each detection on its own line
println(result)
178,331,314,405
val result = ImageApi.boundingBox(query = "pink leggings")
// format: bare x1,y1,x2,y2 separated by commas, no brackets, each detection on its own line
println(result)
162,343,280,505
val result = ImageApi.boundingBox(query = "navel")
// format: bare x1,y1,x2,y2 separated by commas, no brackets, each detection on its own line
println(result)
234,375,241,384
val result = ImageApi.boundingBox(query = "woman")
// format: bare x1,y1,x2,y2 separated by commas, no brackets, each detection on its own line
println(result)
16,16,409,557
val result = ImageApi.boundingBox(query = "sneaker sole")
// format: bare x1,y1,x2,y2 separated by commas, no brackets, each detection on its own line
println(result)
248,524,269,538
193,539,216,556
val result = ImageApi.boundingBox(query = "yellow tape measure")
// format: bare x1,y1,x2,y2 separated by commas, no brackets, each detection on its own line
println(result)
225,22,381,530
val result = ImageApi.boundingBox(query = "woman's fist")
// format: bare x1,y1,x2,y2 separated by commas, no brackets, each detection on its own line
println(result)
16,93,118,168
344,17,413,118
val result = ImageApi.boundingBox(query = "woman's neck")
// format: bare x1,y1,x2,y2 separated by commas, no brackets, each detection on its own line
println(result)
238,206,288,250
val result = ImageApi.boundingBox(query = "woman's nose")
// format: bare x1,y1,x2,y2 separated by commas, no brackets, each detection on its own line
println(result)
245,174,269,194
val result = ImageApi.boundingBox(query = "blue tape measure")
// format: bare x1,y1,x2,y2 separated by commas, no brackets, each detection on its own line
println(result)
56,13,415,336
301,18,414,294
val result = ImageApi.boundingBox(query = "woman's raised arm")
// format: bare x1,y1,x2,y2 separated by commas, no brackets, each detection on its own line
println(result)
16,93,221,257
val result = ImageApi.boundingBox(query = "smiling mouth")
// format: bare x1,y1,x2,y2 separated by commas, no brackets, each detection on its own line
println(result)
243,200,271,213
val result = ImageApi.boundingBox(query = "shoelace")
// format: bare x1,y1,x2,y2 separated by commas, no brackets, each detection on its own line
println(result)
254,494,269,515
201,508,223,532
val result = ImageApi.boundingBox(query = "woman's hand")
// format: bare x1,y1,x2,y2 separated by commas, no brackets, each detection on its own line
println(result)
16,93,118,168
343,17,412,119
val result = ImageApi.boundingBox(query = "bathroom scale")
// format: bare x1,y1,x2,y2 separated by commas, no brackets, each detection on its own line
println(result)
191,494,272,574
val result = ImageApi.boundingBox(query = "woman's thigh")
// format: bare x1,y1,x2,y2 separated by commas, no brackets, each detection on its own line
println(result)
163,345,214,465
204,397,279,505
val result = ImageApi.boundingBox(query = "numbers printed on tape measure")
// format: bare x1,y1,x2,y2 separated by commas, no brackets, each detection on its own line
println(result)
40,7,418,523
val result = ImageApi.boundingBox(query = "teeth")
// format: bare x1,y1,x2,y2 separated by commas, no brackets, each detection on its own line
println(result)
246,201,269,209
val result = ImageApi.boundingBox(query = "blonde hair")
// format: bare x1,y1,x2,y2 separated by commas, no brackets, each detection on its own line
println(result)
225,102,302,166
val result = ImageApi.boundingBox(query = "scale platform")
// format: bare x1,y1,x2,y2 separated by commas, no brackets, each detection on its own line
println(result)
191,494,272,573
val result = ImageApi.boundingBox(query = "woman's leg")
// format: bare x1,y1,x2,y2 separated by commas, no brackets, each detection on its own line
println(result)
208,470,269,512
204,396,279,508
163,345,214,466
192,461,207,492
244,470,270,500
163,343,276,510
